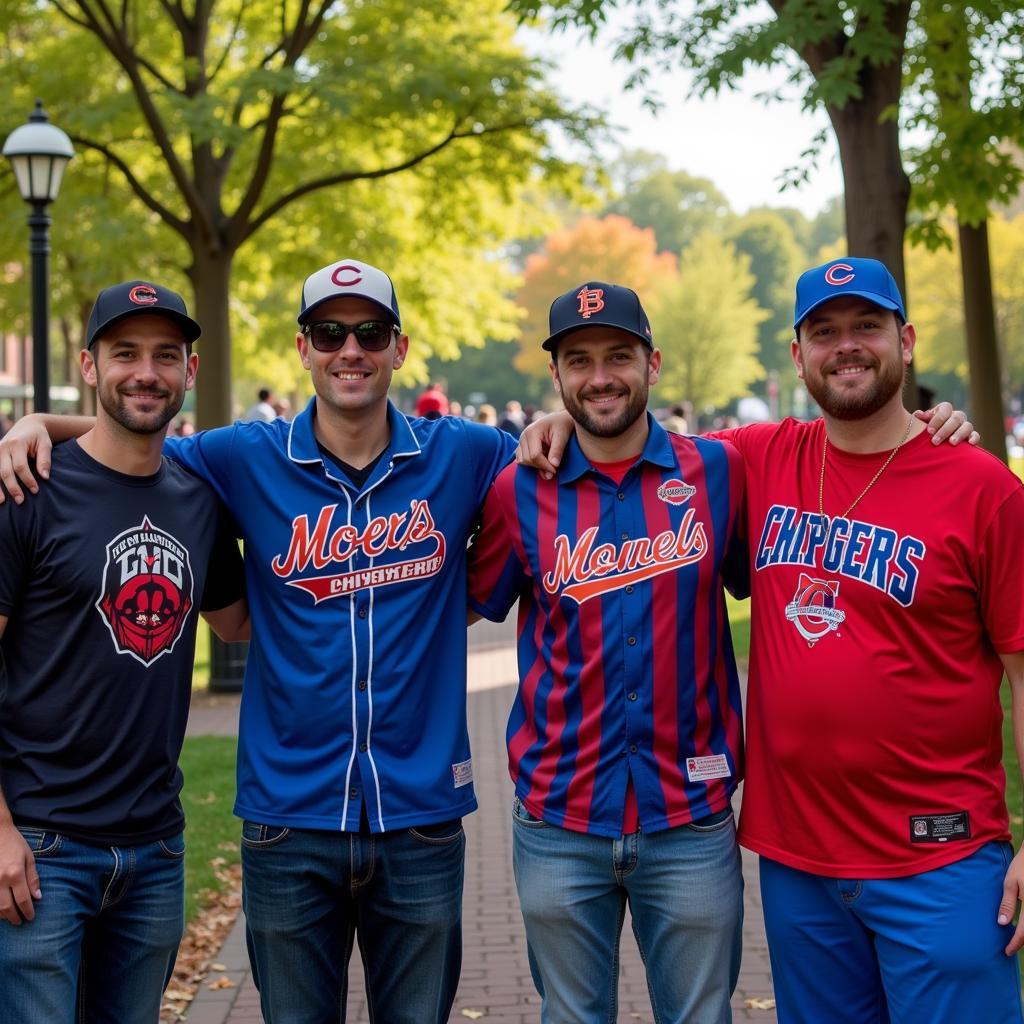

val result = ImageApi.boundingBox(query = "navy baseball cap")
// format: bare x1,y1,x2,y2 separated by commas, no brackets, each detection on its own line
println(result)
543,281,653,352
298,259,401,329
794,257,906,331
86,281,201,348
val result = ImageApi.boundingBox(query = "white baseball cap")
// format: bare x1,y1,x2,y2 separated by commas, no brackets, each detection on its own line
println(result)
297,259,401,329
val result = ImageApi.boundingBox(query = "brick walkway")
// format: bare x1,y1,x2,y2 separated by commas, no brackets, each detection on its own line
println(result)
184,636,776,1023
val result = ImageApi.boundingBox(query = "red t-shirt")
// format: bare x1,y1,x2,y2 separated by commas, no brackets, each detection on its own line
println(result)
721,418,1024,878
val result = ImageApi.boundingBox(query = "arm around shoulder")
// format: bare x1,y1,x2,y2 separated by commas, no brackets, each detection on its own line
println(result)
202,598,250,643
0,414,93,504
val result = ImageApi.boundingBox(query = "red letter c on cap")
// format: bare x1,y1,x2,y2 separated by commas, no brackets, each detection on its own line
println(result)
331,264,363,287
129,284,159,305
824,263,855,286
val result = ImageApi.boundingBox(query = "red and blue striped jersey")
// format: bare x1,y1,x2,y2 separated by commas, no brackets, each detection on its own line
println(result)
468,416,746,838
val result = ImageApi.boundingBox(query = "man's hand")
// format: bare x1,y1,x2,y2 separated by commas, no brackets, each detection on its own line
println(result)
998,846,1024,955
914,402,980,447
0,822,41,925
0,415,53,504
516,410,574,478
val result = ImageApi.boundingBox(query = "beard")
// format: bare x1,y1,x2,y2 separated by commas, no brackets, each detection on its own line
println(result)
96,379,183,435
560,381,649,438
803,351,905,421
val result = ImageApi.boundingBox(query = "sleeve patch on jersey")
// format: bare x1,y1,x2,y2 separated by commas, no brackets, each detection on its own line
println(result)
452,758,473,788
909,811,971,843
685,754,731,782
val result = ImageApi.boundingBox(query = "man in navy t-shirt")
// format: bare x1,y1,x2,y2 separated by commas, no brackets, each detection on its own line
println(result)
0,281,248,1023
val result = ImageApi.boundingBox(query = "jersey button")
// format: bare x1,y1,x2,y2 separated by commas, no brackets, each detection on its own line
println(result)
359,742,368,752
620,531,629,541
627,636,637,646
629,744,638,754
625,585,634,594
617,492,625,501
358,680,367,691
349,787,358,798
358,608,367,619
628,691,638,701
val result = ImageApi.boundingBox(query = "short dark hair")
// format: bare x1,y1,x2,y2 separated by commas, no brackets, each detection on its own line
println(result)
258,388,272,402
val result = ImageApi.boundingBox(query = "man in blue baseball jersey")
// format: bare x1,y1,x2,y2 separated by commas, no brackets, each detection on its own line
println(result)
469,282,746,1024
0,259,516,1023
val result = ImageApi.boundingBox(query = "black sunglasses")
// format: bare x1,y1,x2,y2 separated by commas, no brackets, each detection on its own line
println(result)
303,319,397,353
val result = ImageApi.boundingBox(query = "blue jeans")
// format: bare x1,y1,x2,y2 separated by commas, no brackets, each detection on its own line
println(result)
760,843,1024,1024
241,819,465,1023
512,798,743,1024
0,827,185,1024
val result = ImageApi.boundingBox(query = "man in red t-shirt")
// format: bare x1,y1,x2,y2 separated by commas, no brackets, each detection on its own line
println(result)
719,257,1024,1024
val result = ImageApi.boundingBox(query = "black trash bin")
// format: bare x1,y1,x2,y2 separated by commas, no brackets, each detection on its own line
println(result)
208,632,248,693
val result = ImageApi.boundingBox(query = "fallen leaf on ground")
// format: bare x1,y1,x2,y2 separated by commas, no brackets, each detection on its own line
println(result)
207,975,237,990
210,963,227,971
460,1010,485,1019
745,997,777,1010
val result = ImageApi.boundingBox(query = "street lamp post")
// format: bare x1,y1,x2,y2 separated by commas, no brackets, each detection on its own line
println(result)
2,101,74,413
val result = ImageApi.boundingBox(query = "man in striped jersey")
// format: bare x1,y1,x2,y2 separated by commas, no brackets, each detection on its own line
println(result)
468,282,747,1024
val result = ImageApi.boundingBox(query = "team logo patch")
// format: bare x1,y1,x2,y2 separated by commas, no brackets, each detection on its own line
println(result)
128,284,159,306
824,263,855,286
576,285,605,319
331,264,363,287
657,478,696,505
784,572,845,647
95,517,194,666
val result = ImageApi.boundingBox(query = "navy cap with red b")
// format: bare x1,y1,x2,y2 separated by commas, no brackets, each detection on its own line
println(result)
543,281,654,352
794,257,906,331
86,281,201,348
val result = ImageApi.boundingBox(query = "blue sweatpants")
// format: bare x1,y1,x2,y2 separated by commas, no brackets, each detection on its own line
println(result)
760,842,1024,1024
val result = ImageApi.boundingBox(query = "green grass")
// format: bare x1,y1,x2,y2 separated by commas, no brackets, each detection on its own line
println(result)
727,593,751,663
192,626,210,691
179,736,239,923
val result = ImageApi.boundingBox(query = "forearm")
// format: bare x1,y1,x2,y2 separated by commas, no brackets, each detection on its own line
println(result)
25,413,94,442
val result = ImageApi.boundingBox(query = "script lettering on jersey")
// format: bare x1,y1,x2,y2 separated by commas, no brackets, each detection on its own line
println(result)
543,508,707,605
754,504,925,607
271,499,446,604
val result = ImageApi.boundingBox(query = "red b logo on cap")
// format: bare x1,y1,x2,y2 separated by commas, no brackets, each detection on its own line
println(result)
576,286,605,319
129,284,159,305
824,263,855,286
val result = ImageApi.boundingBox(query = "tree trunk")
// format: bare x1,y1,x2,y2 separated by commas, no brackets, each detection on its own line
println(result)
958,220,1007,463
188,250,234,429
827,78,918,409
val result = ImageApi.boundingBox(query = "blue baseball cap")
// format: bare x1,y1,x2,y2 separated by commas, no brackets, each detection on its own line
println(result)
86,280,201,348
794,257,906,331
543,281,653,352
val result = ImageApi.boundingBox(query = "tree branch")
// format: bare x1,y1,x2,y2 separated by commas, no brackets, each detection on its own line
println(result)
71,135,189,236
241,120,530,243
64,0,216,240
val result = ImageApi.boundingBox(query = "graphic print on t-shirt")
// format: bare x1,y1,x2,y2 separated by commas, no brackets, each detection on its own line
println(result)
95,516,194,666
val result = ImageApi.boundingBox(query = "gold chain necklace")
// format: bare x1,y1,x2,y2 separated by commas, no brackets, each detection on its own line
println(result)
818,415,914,527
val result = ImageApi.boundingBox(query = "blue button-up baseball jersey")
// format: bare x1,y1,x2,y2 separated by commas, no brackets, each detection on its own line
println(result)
165,399,514,832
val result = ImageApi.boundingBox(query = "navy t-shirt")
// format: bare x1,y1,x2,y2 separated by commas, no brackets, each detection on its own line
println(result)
0,440,246,844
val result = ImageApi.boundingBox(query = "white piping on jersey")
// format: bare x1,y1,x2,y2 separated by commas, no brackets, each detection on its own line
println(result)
363,491,385,832
336,484,360,830
285,415,321,465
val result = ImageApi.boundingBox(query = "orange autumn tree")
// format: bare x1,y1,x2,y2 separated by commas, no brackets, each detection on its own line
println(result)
514,215,677,378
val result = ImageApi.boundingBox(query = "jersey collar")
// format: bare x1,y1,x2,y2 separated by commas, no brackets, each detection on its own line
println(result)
558,412,677,484
286,397,422,467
